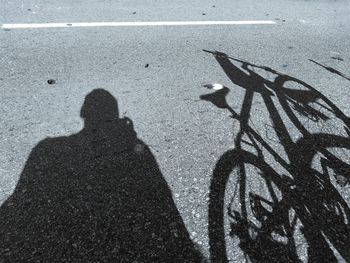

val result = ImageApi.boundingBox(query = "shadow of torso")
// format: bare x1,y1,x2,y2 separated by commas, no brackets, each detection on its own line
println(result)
0,119,200,262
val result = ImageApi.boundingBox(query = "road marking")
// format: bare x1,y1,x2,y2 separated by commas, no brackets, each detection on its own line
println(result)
1,20,276,29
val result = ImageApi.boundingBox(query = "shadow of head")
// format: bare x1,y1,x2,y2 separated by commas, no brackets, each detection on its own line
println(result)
80,88,119,124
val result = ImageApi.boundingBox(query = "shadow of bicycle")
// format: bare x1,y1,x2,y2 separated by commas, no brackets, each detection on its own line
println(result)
202,51,350,263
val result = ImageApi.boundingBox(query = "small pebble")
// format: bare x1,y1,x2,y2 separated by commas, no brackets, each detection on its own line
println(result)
47,79,56,85
145,63,149,68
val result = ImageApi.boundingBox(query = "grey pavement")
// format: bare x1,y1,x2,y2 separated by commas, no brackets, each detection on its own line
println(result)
1,0,350,262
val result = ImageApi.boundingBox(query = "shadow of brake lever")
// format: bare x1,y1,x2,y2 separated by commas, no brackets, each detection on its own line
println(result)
202,49,280,75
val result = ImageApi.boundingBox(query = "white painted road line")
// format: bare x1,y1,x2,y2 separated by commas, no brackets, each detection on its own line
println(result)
1,21,276,29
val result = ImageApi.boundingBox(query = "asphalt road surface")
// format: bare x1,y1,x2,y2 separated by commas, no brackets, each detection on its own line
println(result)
1,0,350,262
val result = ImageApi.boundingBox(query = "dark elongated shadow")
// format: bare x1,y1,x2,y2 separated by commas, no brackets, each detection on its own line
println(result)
0,89,202,262
309,59,350,81
203,51,350,263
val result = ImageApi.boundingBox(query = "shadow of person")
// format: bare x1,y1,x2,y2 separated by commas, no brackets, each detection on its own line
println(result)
0,89,202,262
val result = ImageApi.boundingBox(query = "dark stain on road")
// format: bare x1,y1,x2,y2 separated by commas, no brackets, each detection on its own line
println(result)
331,56,344,61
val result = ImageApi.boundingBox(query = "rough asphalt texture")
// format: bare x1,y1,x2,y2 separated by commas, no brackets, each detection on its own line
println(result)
1,0,350,262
